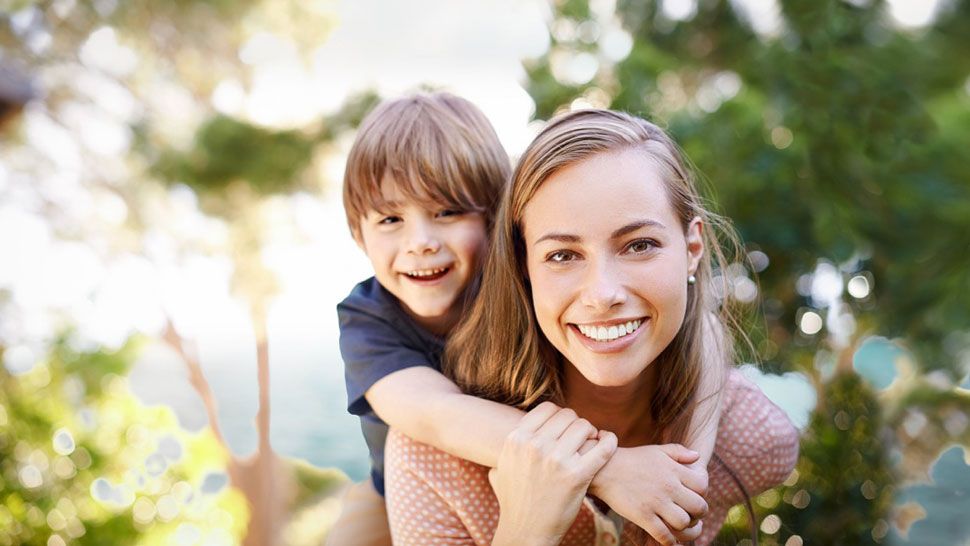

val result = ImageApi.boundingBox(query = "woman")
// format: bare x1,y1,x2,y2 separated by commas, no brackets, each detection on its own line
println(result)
384,109,799,545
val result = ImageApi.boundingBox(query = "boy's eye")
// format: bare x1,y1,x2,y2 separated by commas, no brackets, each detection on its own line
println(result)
436,209,464,218
546,250,577,263
377,215,402,225
625,239,658,254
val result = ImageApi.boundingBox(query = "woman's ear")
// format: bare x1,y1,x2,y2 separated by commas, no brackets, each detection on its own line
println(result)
686,217,704,276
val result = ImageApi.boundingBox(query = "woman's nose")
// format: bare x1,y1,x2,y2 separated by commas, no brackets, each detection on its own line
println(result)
579,259,626,311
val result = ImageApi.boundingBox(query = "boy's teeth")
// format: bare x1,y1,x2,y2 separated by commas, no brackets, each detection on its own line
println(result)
577,320,642,342
407,267,447,278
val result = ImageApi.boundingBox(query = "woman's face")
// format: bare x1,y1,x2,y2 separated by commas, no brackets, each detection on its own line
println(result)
521,147,703,389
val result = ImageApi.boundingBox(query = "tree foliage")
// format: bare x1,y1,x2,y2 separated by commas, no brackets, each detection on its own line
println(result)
0,337,248,545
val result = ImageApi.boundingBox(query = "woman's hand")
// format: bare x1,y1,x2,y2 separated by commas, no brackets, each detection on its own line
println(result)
489,402,617,546
589,444,709,546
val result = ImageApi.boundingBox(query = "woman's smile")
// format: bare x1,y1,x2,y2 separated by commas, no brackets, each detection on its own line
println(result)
568,317,648,353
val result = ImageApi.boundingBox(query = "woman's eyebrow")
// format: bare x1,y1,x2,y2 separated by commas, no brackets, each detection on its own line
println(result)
533,220,666,246
611,219,665,239
534,232,580,245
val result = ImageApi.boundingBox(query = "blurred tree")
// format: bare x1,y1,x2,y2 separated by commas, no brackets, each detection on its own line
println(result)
1,1,358,544
722,370,896,545
0,337,248,545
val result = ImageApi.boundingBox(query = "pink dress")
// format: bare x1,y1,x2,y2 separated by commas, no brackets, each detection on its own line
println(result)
385,370,800,545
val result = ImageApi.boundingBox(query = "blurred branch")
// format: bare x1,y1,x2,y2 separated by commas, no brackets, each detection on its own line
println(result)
161,317,228,448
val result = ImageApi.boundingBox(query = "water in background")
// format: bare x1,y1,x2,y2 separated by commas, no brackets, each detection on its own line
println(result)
129,334,370,482
129,195,374,482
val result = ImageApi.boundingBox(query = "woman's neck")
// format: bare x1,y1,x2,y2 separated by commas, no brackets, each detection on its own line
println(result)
562,364,658,447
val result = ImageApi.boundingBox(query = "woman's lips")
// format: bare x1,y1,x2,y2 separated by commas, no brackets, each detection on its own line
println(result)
568,318,648,354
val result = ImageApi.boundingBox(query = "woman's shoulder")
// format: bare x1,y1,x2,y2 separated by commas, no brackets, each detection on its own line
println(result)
721,367,797,434
385,429,491,492
710,366,800,504
384,429,500,543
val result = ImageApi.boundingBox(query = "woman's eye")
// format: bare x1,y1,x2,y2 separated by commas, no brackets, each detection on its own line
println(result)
626,239,657,254
547,250,576,263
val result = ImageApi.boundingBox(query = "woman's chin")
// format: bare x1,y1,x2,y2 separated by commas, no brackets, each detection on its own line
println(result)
572,364,644,389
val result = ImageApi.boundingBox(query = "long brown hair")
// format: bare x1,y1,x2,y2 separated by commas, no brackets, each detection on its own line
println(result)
444,108,740,447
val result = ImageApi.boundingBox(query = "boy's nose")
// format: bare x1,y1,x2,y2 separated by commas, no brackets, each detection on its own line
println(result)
406,224,441,255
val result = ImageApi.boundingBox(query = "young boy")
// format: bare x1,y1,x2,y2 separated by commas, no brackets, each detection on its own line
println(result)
329,93,732,546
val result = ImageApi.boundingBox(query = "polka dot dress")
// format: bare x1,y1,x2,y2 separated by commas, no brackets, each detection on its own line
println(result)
385,370,800,545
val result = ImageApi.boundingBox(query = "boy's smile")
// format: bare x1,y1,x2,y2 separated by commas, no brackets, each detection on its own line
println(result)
357,177,487,335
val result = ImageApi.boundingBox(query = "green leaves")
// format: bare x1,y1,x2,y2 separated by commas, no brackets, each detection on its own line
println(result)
0,338,246,545
153,115,315,196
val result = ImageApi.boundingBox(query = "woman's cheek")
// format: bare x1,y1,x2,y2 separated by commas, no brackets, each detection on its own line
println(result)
529,270,566,336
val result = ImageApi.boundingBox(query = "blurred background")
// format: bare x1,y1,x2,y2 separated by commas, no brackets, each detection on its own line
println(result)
1,0,968,544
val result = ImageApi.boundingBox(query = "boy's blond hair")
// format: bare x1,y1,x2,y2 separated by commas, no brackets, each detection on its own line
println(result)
343,92,510,241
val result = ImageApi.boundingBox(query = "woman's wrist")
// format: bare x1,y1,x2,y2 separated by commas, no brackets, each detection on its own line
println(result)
587,445,624,498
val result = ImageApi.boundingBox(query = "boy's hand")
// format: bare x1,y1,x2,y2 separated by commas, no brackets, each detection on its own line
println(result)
590,444,709,546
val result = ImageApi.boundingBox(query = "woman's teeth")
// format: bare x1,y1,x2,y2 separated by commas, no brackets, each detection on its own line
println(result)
577,320,642,342
406,267,448,278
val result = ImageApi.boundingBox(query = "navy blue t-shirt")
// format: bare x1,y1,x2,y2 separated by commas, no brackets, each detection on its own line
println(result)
336,277,444,496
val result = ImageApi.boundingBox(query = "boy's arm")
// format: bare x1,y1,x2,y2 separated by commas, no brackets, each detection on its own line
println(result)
367,366,524,468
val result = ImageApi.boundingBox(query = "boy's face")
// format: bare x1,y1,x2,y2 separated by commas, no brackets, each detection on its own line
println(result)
356,176,488,335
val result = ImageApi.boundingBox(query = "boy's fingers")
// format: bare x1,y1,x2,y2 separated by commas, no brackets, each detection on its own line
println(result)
658,504,693,533
659,443,699,464
672,520,703,543
516,401,561,433
680,465,709,496
641,514,678,546
672,489,708,521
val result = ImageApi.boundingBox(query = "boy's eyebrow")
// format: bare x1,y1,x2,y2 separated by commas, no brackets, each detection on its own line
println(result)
372,199,403,210
534,220,666,246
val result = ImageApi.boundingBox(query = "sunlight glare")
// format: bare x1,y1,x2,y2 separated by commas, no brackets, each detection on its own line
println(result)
887,0,942,28
79,27,137,78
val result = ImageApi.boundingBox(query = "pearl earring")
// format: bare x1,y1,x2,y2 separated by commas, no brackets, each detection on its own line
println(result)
688,274,696,285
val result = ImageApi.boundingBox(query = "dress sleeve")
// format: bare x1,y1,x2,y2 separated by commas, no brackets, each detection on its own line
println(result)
337,302,435,416
385,429,494,546
698,370,801,543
